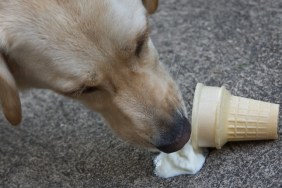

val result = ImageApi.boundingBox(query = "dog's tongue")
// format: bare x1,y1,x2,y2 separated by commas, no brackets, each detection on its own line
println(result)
154,140,207,178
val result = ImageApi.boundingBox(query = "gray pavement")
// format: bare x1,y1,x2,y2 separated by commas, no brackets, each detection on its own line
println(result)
0,0,281,187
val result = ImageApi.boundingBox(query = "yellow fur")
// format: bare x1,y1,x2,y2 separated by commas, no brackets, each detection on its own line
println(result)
0,0,189,152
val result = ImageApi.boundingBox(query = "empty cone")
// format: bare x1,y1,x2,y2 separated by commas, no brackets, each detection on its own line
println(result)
226,96,278,141
191,83,279,149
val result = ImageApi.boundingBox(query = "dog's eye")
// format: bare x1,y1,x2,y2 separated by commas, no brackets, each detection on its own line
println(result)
62,86,99,97
81,86,98,94
135,32,149,57
135,39,146,57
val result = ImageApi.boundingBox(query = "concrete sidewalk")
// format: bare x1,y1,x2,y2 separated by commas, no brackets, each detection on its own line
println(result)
1,0,281,187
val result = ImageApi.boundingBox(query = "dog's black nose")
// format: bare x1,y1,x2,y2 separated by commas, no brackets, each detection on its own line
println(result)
155,113,191,153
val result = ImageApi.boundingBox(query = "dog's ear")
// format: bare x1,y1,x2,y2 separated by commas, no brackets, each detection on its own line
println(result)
0,53,22,125
142,0,159,14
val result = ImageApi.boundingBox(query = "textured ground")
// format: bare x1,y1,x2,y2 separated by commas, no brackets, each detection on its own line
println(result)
1,0,282,187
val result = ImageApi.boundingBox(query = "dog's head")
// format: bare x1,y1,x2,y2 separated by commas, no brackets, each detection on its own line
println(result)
0,0,190,153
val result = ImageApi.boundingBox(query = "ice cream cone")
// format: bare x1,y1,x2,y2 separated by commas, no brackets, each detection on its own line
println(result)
191,83,279,149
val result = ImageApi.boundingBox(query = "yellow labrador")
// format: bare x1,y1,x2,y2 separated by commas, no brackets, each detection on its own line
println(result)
0,0,190,153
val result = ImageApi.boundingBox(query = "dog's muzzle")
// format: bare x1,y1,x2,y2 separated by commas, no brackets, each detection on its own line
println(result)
155,112,191,153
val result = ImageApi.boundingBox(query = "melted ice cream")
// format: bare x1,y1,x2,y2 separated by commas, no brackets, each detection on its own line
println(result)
154,141,206,178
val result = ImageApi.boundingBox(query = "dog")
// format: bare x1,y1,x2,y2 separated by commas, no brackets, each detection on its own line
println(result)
0,0,190,153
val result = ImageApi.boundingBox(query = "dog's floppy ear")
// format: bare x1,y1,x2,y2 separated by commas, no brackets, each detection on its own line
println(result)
0,53,22,125
142,0,159,14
